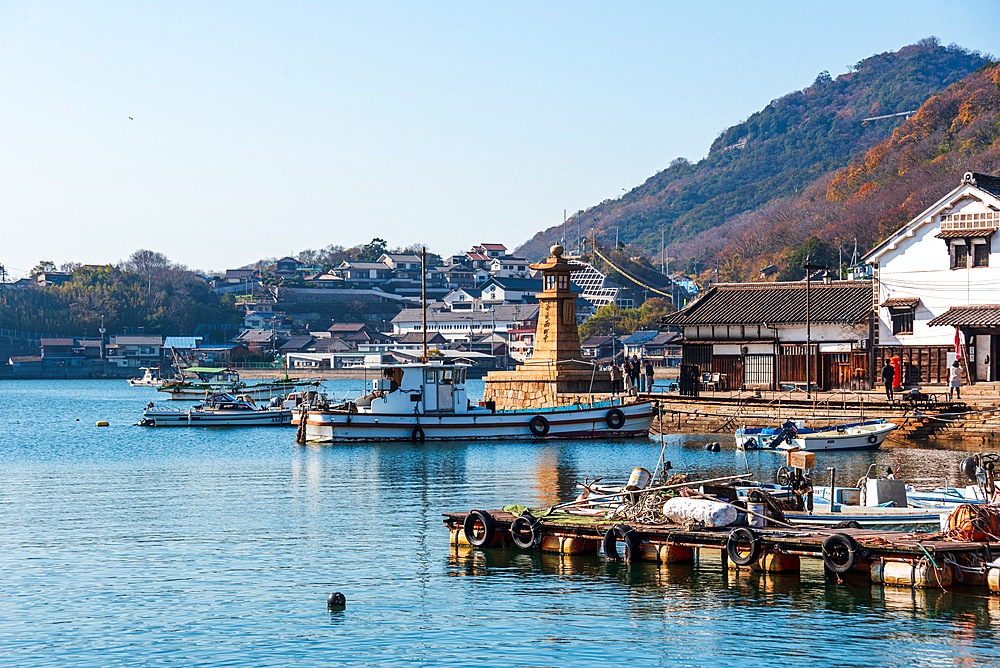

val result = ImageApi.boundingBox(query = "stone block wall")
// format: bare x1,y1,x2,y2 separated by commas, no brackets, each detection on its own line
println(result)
483,368,616,410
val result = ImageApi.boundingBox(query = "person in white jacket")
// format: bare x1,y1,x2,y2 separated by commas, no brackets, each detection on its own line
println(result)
949,360,963,401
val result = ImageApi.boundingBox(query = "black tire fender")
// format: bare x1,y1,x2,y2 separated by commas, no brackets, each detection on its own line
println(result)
529,415,550,437
511,513,543,550
960,456,978,482
821,533,859,574
866,434,878,445
463,509,496,547
411,426,425,443
726,527,761,566
602,523,640,561
605,408,626,429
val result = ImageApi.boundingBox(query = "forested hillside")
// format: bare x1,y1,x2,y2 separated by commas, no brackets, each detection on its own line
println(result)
517,39,992,272
0,252,240,339
683,58,1000,282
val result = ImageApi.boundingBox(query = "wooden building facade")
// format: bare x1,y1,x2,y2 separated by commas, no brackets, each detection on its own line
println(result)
662,281,875,391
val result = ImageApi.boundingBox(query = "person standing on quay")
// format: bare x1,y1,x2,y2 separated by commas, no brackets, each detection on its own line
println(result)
949,360,963,401
610,363,621,395
630,354,641,393
644,359,655,393
621,359,633,395
881,360,895,402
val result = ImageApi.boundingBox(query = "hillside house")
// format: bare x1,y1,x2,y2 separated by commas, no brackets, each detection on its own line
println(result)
865,172,1000,384
643,331,683,367
391,303,539,342
34,272,72,287
39,338,103,366
581,336,618,363
225,269,255,283
327,322,377,340
274,257,300,276
106,336,164,369
442,288,482,310
331,261,392,285
489,256,531,278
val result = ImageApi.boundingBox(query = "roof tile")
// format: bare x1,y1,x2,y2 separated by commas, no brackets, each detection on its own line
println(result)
661,281,872,327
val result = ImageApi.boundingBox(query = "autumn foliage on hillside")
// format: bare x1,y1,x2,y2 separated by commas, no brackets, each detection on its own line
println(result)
701,59,1000,282
518,40,992,276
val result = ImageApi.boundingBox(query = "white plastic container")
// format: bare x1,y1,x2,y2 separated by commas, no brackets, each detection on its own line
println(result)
662,497,738,527
748,502,767,527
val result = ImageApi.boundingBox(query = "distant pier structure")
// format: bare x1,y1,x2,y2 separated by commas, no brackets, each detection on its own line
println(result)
483,245,613,410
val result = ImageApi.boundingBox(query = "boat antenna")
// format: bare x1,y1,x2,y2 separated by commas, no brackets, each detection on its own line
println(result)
421,246,427,363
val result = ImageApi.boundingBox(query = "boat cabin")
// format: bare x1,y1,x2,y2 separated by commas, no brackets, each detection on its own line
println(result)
360,363,474,414
197,393,258,411
188,367,240,383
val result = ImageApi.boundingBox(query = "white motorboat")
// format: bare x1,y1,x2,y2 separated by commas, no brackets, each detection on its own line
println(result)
735,419,896,452
301,363,656,443
128,368,165,387
139,392,293,427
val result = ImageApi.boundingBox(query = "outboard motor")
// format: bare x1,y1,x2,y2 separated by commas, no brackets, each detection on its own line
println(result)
766,419,798,449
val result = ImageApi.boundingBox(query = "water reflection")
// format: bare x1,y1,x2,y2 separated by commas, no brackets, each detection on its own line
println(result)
5,380,1000,667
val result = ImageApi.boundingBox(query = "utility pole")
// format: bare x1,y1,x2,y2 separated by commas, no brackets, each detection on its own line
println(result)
661,227,664,274
803,256,828,399
421,247,427,363
99,316,106,363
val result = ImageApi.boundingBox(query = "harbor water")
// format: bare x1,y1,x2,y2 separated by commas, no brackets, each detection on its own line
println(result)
1,379,999,667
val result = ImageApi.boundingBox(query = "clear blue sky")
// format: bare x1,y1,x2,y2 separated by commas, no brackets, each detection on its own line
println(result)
1,1,998,278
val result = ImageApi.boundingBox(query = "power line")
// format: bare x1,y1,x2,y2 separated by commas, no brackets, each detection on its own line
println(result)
590,242,673,300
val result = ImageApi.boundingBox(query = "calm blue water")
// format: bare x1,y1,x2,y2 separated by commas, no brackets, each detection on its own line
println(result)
1,379,998,667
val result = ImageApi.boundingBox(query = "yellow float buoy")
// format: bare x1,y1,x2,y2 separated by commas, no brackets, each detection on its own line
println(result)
96,421,109,427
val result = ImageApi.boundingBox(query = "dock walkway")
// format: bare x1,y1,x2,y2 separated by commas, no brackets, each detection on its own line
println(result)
443,509,1000,591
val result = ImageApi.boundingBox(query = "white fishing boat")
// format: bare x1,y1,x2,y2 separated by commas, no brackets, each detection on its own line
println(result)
128,368,165,387
157,367,242,399
301,363,656,443
157,367,317,401
139,392,293,427
735,418,896,451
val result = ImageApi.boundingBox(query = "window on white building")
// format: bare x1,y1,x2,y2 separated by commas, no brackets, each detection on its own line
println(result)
950,241,969,269
890,307,914,335
974,241,990,267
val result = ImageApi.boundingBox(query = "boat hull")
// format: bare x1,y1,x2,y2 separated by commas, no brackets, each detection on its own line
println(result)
303,401,656,442
736,421,896,451
141,409,293,427
783,511,943,532
792,423,895,451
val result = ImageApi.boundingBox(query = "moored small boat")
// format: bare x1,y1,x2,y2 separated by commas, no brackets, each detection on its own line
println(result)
301,362,656,442
128,368,166,387
158,366,318,400
735,418,896,451
139,392,293,427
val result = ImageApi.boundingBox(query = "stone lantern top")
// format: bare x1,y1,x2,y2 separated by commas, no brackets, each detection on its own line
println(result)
529,244,584,276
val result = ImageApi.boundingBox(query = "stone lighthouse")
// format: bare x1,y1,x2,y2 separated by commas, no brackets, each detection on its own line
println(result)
482,245,614,409
528,244,584,365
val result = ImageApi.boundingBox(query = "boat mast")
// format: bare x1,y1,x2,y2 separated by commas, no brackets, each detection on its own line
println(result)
421,246,427,363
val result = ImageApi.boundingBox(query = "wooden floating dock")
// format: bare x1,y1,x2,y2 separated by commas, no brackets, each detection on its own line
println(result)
443,510,1000,591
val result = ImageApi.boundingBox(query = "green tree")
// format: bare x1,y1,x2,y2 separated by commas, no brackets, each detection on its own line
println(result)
776,237,837,281
29,260,56,278
356,238,388,261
